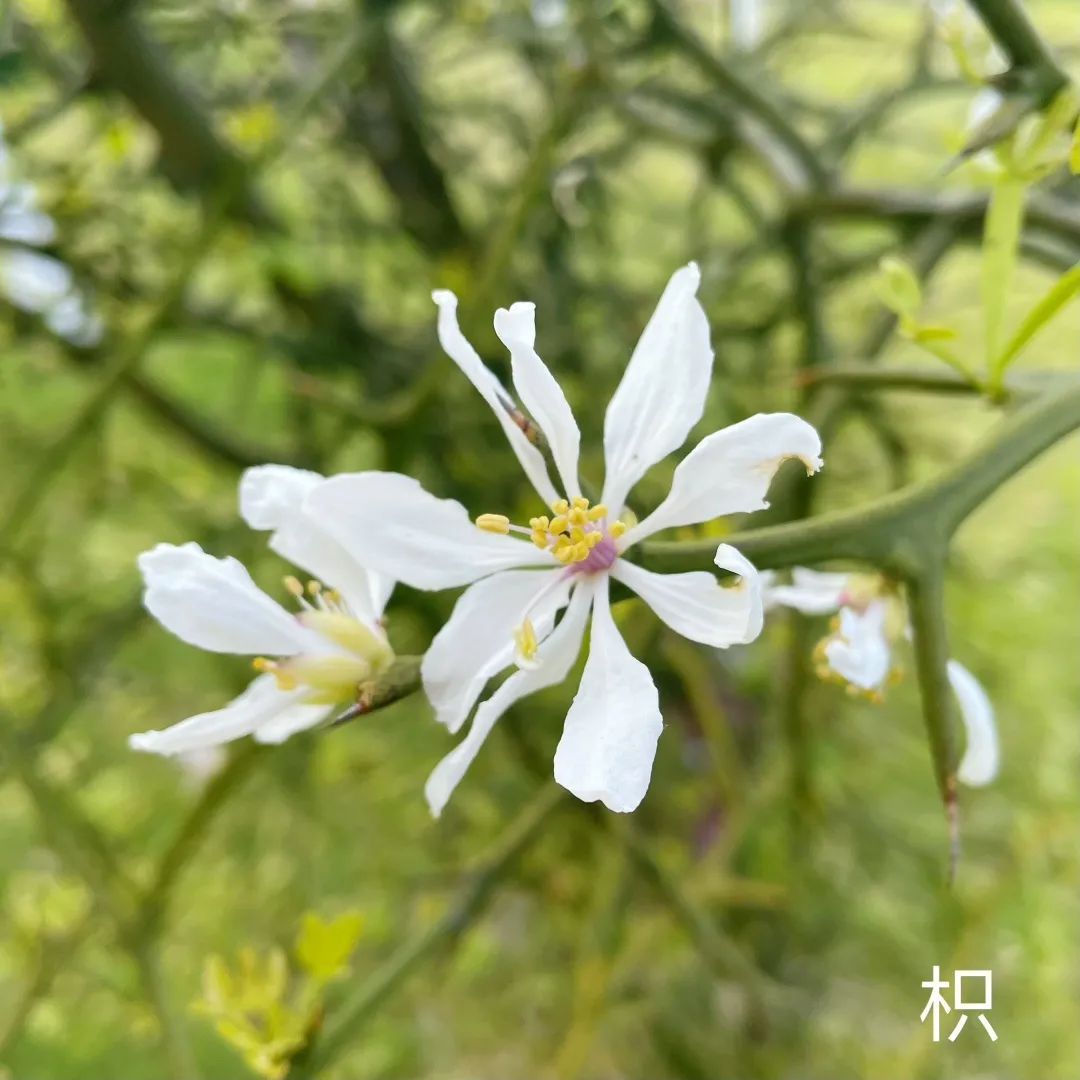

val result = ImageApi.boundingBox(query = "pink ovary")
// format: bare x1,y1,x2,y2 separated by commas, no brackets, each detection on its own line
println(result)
573,533,618,574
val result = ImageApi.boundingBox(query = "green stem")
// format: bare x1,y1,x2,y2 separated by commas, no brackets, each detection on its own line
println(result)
289,784,564,1077
905,566,960,876
135,744,263,937
964,0,1069,97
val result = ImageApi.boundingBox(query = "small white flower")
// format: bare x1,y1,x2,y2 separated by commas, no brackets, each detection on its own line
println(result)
305,263,823,815
764,569,999,786
129,466,394,756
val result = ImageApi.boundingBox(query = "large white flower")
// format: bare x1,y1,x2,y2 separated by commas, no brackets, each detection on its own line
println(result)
763,569,999,786
305,263,823,815
130,466,394,756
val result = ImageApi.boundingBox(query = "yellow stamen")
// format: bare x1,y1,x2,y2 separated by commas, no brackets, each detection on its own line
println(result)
529,516,549,531
549,514,569,535
610,521,627,538
587,504,608,521
252,657,274,673
572,496,589,510
568,507,587,527
586,531,602,548
514,618,539,666
569,526,586,543
530,529,549,549
284,575,305,598
571,541,589,561
307,579,322,596
475,513,511,534
551,499,570,515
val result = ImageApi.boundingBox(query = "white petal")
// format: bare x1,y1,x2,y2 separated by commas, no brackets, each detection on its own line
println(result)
432,290,559,507
130,675,319,756
612,544,762,648
240,464,393,626
425,581,594,816
494,302,581,498
239,464,324,529
948,660,999,787
305,472,555,591
139,542,318,656
253,700,334,744
422,568,572,733
553,581,663,812
765,568,850,616
823,602,892,692
623,413,824,545
601,263,713,514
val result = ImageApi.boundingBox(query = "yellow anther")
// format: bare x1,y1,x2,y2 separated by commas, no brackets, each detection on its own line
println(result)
586,531,603,548
307,579,322,596
554,540,576,563
529,516,550,531
572,496,590,511
571,541,589,562
284,575,305,597
530,529,549,549
252,657,274,673
610,521,628,538
475,513,511,534
568,507,588,527
569,526,586,543
551,499,570,515
514,619,539,666
587,504,608,521
549,514,569,535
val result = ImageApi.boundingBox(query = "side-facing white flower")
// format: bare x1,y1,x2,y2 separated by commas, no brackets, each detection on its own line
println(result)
763,569,999,786
129,466,394,756
305,263,823,815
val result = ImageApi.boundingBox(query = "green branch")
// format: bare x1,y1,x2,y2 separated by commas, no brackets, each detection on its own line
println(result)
288,784,564,1077
965,0,1069,99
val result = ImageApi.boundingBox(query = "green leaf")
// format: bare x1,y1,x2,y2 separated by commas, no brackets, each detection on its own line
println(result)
992,262,1080,378
295,911,364,984
981,177,1026,369
1071,113,1080,174
874,256,921,317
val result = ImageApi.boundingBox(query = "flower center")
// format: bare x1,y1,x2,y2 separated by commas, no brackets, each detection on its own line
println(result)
475,496,628,667
475,495,626,566
252,576,393,698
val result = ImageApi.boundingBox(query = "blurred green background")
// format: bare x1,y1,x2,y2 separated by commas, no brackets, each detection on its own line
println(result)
1,0,1079,1077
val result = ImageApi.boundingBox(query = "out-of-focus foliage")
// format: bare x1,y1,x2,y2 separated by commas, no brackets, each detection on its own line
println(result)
1,1,1079,1078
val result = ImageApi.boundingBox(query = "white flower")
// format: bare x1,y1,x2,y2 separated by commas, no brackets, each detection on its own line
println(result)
763,569,999,786
129,466,394,756
305,263,823,815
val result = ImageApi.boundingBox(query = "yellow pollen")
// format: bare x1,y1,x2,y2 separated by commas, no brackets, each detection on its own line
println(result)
284,575,305,597
587,504,608,521
610,521,627,538
571,541,589,561
568,507,587,527
572,496,589,510
569,526,586,543
307,579,322,596
530,529,549,549
586,531,602,548
529,516,549,531
551,499,570,515
475,513,511,534
514,619,539,665
549,514,569,535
